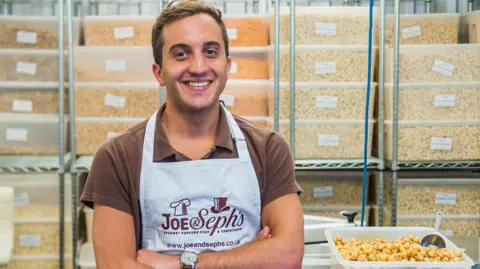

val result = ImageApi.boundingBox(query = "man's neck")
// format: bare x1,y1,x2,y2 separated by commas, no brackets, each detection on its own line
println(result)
161,102,220,139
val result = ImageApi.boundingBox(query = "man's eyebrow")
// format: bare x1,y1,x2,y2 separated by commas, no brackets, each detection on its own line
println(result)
204,41,221,47
168,43,189,53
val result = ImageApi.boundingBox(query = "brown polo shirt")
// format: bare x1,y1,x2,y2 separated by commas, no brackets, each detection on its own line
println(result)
80,103,301,250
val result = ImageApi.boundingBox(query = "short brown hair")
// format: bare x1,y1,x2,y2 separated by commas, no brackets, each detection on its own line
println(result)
151,0,230,67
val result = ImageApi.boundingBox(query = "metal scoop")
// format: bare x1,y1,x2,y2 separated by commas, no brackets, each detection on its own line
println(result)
420,211,446,249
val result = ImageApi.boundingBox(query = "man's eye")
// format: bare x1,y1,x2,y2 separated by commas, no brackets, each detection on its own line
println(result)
206,49,218,56
176,52,188,58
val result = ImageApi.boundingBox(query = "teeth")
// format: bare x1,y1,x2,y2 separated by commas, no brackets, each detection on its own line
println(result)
187,81,210,87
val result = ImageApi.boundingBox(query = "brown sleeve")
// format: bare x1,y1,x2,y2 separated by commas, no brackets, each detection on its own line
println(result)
80,138,133,215
262,132,303,208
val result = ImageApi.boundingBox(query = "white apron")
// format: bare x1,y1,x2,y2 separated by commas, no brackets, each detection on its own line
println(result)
139,105,261,255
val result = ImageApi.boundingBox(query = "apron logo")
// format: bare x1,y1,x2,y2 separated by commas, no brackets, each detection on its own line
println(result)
161,197,244,236
170,199,191,216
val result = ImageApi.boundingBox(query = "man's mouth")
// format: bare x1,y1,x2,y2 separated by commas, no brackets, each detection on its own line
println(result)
183,81,212,87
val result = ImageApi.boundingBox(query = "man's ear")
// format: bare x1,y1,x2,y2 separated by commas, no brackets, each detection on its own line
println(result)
152,63,165,86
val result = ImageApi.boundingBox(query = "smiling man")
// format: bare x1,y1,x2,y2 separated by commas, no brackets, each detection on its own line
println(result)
80,0,304,268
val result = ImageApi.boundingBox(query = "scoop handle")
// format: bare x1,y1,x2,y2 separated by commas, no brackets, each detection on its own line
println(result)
434,211,443,232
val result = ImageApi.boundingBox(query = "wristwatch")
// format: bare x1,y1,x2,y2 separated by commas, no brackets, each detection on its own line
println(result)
180,251,198,268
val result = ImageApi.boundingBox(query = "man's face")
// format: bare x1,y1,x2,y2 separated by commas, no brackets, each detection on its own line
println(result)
153,13,231,113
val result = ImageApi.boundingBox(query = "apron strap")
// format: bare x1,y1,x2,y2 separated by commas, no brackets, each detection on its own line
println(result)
143,105,251,163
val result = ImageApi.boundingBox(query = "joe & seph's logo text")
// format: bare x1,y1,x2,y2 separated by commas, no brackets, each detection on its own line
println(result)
161,197,244,236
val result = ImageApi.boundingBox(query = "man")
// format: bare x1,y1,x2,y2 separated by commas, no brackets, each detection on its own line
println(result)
80,0,304,268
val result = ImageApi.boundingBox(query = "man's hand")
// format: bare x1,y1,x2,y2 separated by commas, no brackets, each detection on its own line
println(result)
256,226,272,241
137,250,180,269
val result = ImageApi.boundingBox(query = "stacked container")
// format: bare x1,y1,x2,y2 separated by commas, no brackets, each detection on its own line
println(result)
75,16,158,155
266,6,378,226
0,16,79,267
0,16,80,156
0,173,74,268
266,6,377,161
384,15,480,163
380,171,480,238
220,15,271,126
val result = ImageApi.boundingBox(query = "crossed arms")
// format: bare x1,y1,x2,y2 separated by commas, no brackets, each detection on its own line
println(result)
92,193,304,269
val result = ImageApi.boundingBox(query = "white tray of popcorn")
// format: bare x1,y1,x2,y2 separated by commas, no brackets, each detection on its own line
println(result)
325,227,475,269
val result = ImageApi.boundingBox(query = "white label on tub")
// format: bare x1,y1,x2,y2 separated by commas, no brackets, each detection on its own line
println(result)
16,62,37,75
432,59,455,77
227,28,237,40
317,134,339,146
230,62,238,74
12,100,33,112
107,131,119,139
435,192,456,205
434,95,456,107
19,235,41,247
15,192,30,205
16,31,37,44
440,230,453,237
6,128,28,142
220,95,235,107
431,137,453,150
313,186,333,198
315,22,337,36
104,94,126,108
105,59,127,72
401,25,422,39
315,61,336,75
316,96,338,108
114,26,135,40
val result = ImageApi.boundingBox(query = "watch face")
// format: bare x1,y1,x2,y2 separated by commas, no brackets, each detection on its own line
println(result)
181,252,198,265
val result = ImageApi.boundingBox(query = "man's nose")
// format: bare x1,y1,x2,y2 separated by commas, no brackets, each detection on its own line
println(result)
188,54,208,75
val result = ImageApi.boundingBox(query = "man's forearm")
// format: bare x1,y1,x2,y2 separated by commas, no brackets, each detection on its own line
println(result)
196,237,303,269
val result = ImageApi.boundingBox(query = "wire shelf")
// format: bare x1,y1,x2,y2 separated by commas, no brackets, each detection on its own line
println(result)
0,153,71,173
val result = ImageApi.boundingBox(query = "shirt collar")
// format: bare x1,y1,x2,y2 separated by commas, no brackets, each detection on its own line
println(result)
153,104,235,162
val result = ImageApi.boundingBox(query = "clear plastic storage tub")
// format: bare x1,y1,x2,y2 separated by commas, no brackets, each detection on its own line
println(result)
223,15,269,47
383,210,480,238
229,47,268,80
221,80,269,117
270,6,379,45
0,173,72,220
384,177,480,216
325,227,475,269
83,16,155,46
0,49,66,82
0,113,66,155
13,219,72,256
0,16,80,49
74,46,156,83
268,45,377,83
384,82,480,120
0,85,65,114
384,120,480,161
385,44,480,83
296,170,371,207
75,117,144,155
385,13,460,44
266,119,374,159
75,82,160,118
464,11,480,44
0,255,73,269
269,82,376,120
